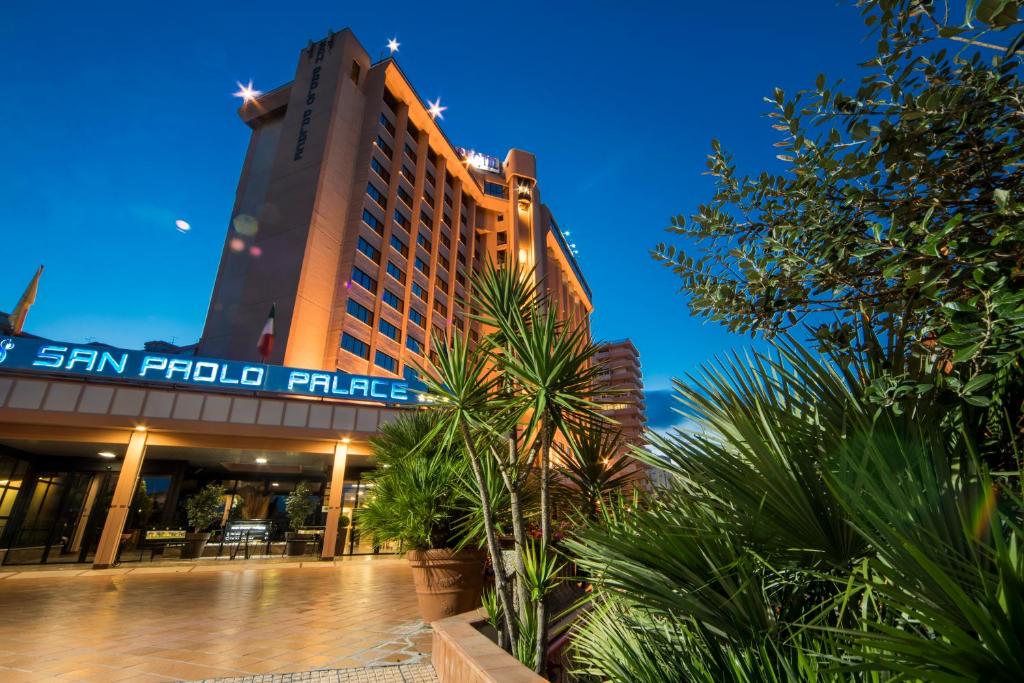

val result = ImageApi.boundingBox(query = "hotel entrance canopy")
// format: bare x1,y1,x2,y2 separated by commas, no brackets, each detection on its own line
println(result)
0,336,419,568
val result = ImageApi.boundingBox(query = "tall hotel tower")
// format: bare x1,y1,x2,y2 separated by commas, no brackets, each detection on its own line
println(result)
199,29,592,379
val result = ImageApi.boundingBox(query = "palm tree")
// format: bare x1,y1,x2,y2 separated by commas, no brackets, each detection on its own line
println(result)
557,424,634,520
566,338,1024,681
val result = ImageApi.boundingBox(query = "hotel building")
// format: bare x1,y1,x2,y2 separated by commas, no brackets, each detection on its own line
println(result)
595,339,646,445
0,28,592,569
199,28,591,377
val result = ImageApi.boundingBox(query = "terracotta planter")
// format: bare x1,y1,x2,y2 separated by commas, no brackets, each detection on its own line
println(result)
407,548,485,623
181,532,211,559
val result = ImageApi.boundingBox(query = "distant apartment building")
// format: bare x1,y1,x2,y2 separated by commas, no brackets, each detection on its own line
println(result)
595,339,646,445
199,28,592,378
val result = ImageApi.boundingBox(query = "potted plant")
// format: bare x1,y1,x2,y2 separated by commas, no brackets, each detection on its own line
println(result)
358,411,485,622
182,483,224,559
284,481,316,556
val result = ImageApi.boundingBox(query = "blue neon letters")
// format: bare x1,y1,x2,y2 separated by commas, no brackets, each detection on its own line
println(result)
0,337,420,405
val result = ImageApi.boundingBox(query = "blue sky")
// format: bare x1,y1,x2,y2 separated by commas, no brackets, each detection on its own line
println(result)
1,0,869,405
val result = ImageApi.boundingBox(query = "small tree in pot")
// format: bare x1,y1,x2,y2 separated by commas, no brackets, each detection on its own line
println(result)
182,483,224,559
358,411,484,622
284,481,316,556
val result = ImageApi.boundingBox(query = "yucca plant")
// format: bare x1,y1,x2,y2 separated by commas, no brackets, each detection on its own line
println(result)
418,261,609,672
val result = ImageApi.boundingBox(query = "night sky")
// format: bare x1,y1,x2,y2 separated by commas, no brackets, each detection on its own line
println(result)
2,1,870,429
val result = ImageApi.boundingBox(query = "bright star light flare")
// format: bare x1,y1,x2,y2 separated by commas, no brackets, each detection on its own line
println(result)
427,97,447,120
233,80,262,103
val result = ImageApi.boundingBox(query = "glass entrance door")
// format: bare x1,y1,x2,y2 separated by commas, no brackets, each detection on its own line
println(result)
3,471,115,565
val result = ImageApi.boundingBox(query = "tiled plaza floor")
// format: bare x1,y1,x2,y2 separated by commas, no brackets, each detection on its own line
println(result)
0,559,433,682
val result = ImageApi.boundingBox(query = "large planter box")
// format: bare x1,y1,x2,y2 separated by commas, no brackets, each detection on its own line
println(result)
432,608,545,683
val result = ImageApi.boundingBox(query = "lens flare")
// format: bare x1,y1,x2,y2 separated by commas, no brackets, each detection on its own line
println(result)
229,238,245,252
175,219,191,233
233,213,259,236
972,484,999,540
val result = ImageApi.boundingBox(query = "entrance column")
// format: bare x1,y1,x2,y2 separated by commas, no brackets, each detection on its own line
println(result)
92,428,148,569
320,439,349,560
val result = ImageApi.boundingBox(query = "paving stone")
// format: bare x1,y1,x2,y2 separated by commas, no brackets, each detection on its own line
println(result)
0,561,432,681
192,663,438,682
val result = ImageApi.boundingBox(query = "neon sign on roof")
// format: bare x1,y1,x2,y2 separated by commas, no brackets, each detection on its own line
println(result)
456,147,501,174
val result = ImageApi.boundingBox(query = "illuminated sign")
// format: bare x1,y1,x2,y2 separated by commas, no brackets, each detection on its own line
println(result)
456,147,502,174
0,337,424,405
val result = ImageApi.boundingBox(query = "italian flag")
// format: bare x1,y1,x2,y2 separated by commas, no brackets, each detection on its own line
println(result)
257,304,275,362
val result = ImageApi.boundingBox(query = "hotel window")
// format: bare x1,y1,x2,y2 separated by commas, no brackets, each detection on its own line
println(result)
362,209,384,235
440,232,451,249
350,61,361,84
367,183,386,209
351,266,377,293
417,233,432,251
401,164,415,181
394,209,410,231
341,332,370,360
459,229,468,246
406,336,422,354
442,212,451,229
370,157,391,184
387,261,405,284
443,193,453,209
454,317,465,332
434,299,447,317
409,307,426,328
484,182,506,198
382,89,399,114
347,299,374,326
382,288,404,312
423,192,434,209
390,234,408,258
456,271,466,286
378,318,400,342
408,120,421,140
375,135,393,159
497,250,507,265
357,237,381,263
412,282,427,302
497,231,508,245
379,113,395,137
439,254,450,272
397,185,413,208
457,250,466,266
404,143,417,163
425,169,436,188
435,275,448,293
415,257,430,275
375,350,399,373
